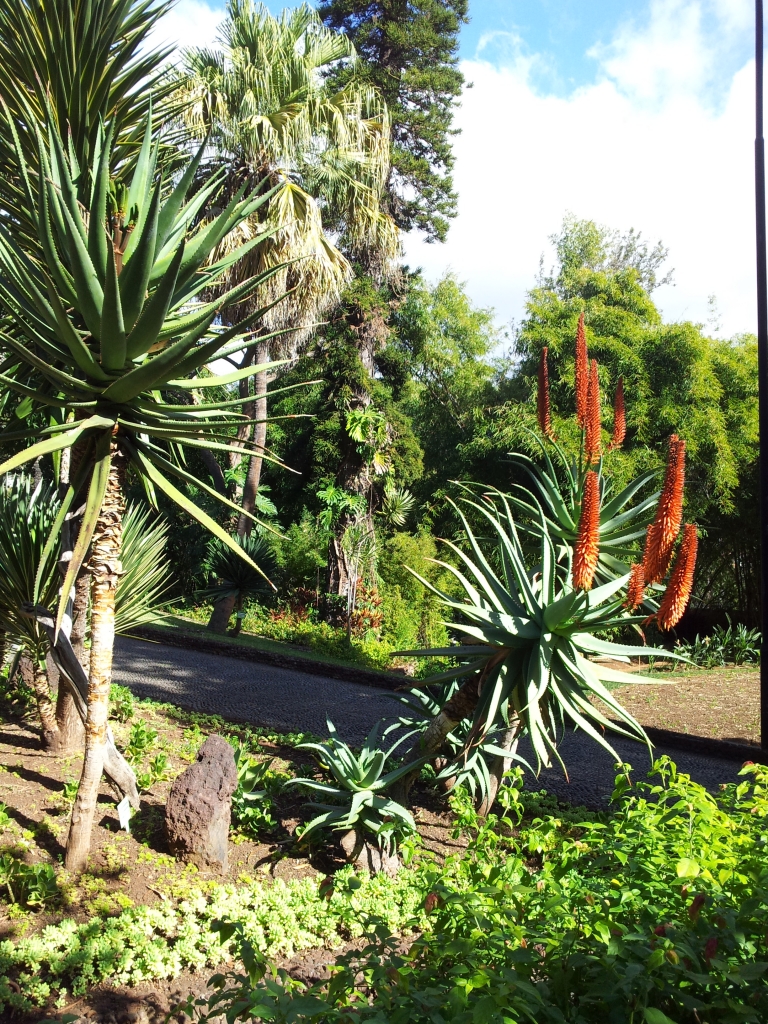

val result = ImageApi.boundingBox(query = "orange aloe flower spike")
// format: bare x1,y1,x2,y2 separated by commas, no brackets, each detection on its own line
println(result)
657,524,698,630
610,376,626,451
624,561,645,610
572,469,601,591
537,346,554,439
642,435,686,583
575,312,588,427
585,359,601,463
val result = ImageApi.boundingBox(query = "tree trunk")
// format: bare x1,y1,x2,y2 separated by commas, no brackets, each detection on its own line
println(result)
207,349,259,634
53,570,89,752
237,341,270,538
477,721,520,817
20,655,60,750
390,672,483,806
66,445,125,873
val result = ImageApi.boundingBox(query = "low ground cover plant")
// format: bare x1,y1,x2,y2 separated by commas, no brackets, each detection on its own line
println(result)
0,866,427,1013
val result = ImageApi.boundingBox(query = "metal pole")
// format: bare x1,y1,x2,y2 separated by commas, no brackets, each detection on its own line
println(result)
756,0,768,749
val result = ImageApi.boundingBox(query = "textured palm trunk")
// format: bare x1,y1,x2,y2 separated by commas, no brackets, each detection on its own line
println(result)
55,439,89,752
65,445,125,873
390,673,483,806
20,655,60,749
237,340,269,539
209,343,269,634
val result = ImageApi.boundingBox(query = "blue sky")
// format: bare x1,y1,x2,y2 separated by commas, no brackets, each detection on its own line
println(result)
157,1,757,337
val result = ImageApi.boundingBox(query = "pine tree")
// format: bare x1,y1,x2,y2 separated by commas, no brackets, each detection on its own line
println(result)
318,0,468,243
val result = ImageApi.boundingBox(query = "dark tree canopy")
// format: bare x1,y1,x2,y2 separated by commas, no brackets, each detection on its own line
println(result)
318,0,468,242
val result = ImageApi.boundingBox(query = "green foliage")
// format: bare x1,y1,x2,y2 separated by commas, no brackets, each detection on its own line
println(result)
0,865,426,1012
268,511,327,592
201,532,277,604
389,272,504,500
230,745,285,838
124,720,158,765
114,503,175,634
288,722,420,853
0,474,60,660
177,759,768,1024
318,0,468,241
676,619,761,668
405,489,684,772
109,684,136,723
0,854,59,909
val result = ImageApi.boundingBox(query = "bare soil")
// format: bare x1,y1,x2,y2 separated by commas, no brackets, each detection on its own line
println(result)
608,662,760,746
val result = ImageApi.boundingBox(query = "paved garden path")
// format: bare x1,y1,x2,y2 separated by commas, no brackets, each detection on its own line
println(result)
113,635,754,809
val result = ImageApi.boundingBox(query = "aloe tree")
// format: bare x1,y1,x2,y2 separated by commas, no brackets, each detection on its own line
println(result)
0,105,288,871
0,0,177,249
395,344,698,813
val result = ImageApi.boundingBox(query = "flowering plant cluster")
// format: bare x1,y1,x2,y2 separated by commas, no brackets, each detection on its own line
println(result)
396,314,698,787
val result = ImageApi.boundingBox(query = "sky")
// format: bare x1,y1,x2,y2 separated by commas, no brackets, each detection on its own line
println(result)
152,0,758,339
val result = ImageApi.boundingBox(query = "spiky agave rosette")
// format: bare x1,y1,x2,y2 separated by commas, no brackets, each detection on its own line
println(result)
402,493,688,773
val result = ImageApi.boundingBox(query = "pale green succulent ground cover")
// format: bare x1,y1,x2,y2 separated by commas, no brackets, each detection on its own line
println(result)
0,865,427,1012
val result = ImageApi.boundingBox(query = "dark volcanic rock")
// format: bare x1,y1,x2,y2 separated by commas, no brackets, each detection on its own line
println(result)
165,734,237,871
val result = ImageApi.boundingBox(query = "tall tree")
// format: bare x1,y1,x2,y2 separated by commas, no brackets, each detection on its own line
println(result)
0,0,179,750
318,0,468,243
176,0,397,628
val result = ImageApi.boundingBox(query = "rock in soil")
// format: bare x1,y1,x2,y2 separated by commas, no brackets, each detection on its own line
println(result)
165,734,237,872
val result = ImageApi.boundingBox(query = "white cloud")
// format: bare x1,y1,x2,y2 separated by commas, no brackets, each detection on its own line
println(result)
147,0,223,55
404,1,757,340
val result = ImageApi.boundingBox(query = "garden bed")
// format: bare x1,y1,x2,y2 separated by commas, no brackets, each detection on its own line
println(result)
0,695,459,1019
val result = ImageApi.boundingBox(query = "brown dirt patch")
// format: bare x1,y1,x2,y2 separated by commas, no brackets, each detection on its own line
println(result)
606,662,760,746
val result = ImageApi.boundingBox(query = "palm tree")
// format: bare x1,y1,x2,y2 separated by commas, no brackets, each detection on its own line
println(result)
0,103,288,872
175,0,398,630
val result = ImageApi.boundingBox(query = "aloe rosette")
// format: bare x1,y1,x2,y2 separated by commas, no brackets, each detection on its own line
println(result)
404,492,685,773
288,721,421,853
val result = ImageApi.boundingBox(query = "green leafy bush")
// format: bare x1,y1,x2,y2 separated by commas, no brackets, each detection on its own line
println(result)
676,618,761,668
230,745,286,838
109,684,136,723
0,854,59,909
188,759,768,1024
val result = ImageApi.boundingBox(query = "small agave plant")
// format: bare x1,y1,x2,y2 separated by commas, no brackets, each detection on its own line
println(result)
397,313,698,810
287,720,421,868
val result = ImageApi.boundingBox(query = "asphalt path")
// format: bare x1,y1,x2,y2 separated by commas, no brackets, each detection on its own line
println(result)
113,635,750,809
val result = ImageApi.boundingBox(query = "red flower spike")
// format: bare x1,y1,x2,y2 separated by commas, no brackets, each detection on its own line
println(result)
610,376,626,450
585,359,601,463
688,894,706,921
575,312,588,427
704,937,718,966
537,346,554,439
624,562,645,611
572,470,601,591
657,524,698,631
642,435,686,583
